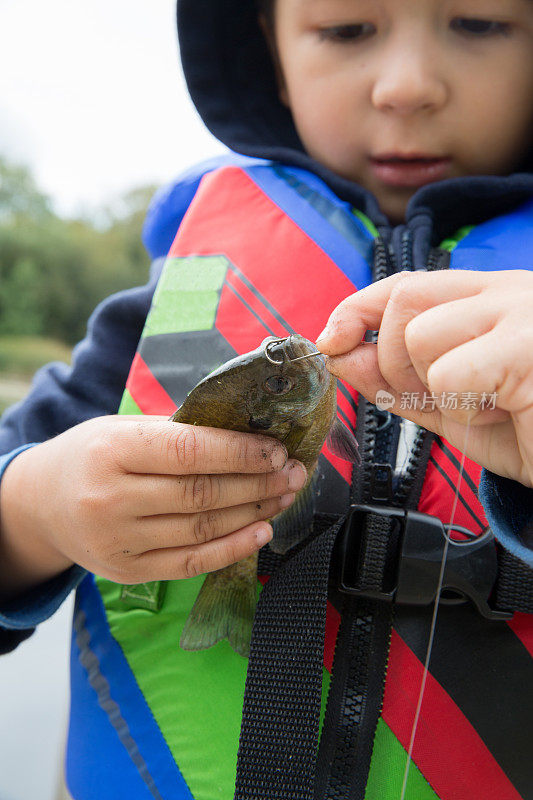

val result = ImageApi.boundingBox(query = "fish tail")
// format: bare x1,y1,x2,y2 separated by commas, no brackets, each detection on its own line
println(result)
270,470,318,555
179,554,257,657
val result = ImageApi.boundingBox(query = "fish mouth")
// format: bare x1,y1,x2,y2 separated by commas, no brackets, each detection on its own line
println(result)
265,335,324,365
284,335,315,361
248,415,273,430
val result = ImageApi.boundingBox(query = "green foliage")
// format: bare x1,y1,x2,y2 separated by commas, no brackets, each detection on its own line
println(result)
0,156,157,344
0,336,73,414
0,159,52,221
0,336,72,376
0,256,45,335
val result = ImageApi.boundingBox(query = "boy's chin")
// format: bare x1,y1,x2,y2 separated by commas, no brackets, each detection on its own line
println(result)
374,190,412,225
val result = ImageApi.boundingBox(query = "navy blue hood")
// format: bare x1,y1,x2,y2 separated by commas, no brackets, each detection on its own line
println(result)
176,0,533,238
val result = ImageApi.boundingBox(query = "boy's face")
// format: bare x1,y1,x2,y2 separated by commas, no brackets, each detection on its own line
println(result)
271,0,533,222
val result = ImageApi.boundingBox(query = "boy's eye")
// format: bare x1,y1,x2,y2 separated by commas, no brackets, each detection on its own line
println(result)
318,23,375,43
450,17,511,37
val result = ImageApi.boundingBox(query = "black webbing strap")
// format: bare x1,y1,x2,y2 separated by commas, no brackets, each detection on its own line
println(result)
496,549,533,613
235,507,401,800
350,510,400,593
234,514,345,800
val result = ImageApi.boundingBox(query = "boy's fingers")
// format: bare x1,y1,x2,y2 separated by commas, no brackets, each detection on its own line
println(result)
378,288,501,394
326,344,507,429
326,340,428,411
134,496,291,551
125,522,273,582
403,295,498,388
125,461,306,516
327,345,440,429
327,342,391,396
113,421,288,476
317,270,498,356
428,329,533,414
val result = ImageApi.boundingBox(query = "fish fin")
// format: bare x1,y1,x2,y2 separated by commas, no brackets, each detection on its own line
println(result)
179,555,257,658
327,417,361,464
270,471,318,555
282,424,307,455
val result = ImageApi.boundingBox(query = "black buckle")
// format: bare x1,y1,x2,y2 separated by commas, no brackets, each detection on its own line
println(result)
337,505,511,621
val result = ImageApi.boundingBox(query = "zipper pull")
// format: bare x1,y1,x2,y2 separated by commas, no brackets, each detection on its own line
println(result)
370,462,394,503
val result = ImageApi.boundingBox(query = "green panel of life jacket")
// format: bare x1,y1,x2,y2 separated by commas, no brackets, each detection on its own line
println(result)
97,577,333,798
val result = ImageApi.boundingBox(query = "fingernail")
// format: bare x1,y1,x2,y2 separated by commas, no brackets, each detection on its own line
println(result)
279,492,296,508
270,445,288,470
288,461,307,491
256,524,273,547
315,325,332,346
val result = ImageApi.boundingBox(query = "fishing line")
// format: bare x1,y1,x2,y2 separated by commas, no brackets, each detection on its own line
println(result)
398,417,472,800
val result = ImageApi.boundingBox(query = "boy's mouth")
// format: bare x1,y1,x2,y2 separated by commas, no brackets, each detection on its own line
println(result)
369,154,452,188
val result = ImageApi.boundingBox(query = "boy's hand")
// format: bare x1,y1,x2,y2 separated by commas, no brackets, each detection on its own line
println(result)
316,269,533,488
0,417,306,594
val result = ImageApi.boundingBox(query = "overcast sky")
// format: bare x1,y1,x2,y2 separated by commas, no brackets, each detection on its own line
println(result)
0,0,226,216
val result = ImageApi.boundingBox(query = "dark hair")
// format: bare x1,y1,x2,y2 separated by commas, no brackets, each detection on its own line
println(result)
256,0,275,29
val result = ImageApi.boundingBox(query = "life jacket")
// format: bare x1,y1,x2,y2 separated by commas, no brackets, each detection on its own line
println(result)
66,162,533,800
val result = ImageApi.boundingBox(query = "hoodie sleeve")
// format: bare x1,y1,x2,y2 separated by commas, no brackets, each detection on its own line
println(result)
478,469,533,567
0,445,87,653
0,262,164,653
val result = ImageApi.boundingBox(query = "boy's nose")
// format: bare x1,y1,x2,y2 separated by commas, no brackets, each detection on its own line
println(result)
371,40,448,116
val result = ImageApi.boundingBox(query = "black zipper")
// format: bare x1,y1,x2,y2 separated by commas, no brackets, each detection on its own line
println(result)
315,594,393,800
373,229,418,496
316,403,395,798
401,228,413,271
373,234,394,281
318,226,434,800
427,246,451,271
356,228,424,506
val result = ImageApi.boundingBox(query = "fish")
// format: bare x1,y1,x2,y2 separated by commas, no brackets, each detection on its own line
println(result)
174,334,360,657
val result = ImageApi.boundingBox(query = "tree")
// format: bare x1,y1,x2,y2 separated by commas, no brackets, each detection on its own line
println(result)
0,157,52,222
0,256,45,336
0,155,156,343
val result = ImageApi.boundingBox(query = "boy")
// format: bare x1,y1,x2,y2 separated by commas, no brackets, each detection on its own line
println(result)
0,1,532,797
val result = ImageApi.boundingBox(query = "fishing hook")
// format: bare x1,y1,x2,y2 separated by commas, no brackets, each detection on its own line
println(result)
264,338,287,365
264,337,324,365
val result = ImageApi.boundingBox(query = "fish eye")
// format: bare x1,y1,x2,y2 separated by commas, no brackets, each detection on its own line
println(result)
263,375,295,395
